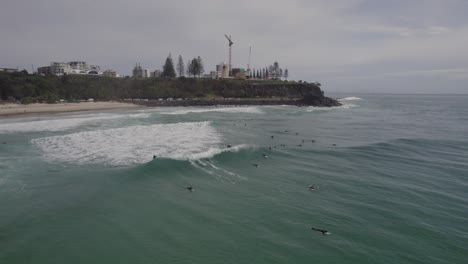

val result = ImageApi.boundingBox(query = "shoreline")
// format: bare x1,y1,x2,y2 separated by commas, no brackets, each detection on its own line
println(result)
0,102,142,118
0,97,341,118
131,97,341,107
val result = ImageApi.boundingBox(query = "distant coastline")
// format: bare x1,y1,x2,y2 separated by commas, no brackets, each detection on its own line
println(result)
0,72,340,116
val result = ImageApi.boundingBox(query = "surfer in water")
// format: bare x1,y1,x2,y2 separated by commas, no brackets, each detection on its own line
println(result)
309,185,315,191
311,227,330,235
252,164,259,168
227,145,232,148
186,186,194,192
153,155,157,159
262,153,268,158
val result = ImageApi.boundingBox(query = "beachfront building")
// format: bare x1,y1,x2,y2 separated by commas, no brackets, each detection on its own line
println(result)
0,68,18,73
37,66,52,75
68,61,88,72
131,65,150,78
102,69,118,77
68,61,101,74
37,61,103,75
51,62,72,75
216,63,230,79
202,71,217,79
143,69,150,78
150,70,161,78
232,68,247,79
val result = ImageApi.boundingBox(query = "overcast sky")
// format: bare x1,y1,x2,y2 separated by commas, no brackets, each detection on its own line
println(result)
1,0,467,94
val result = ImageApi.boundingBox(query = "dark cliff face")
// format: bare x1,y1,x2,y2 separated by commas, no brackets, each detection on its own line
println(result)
233,82,340,107
299,93,342,107
133,82,341,107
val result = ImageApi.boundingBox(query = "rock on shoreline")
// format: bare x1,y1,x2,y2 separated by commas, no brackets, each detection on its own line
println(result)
132,96,341,107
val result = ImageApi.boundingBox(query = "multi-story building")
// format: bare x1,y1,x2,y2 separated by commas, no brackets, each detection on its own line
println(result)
0,68,18,73
143,69,150,78
68,61,88,72
132,63,144,78
50,62,72,75
216,63,230,79
37,66,52,75
150,70,161,78
102,69,118,77
37,61,102,75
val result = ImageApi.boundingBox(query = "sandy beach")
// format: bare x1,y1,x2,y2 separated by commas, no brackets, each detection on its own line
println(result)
0,102,142,117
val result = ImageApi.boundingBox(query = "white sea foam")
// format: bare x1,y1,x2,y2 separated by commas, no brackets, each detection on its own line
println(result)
338,97,363,101
128,113,151,118
0,113,150,134
31,122,249,166
306,104,357,112
162,106,264,115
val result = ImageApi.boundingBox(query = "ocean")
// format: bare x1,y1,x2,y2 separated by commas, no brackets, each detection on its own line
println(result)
0,94,467,263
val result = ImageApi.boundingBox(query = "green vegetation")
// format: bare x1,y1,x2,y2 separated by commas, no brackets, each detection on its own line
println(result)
187,56,205,77
161,54,176,78
176,55,185,77
0,71,324,104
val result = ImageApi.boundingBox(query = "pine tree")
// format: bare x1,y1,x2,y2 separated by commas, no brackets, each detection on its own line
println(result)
284,69,289,80
196,56,205,77
186,59,192,77
176,55,185,77
162,54,176,78
189,58,199,77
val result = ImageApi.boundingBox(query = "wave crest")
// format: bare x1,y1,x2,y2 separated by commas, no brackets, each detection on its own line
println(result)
161,106,264,115
338,97,363,101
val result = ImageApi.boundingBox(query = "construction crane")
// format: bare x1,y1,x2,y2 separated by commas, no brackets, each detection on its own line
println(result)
224,34,233,76
248,46,251,72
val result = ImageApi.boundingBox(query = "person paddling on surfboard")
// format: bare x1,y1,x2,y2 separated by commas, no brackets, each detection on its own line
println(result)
311,227,330,235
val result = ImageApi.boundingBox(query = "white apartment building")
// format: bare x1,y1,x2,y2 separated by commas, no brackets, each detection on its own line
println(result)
216,63,230,79
37,61,103,75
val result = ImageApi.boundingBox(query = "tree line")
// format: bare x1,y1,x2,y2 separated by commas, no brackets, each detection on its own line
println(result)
249,61,289,80
159,54,289,80
0,71,317,104
162,54,205,78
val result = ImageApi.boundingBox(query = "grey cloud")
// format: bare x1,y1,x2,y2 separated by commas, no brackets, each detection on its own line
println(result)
1,0,467,93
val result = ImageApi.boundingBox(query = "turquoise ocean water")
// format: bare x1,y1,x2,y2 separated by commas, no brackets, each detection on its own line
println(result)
0,94,467,263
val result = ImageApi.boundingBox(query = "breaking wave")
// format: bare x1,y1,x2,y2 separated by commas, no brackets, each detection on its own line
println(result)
338,97,363,101
31,121,251,166
161,106,264,115
306,104,357,112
